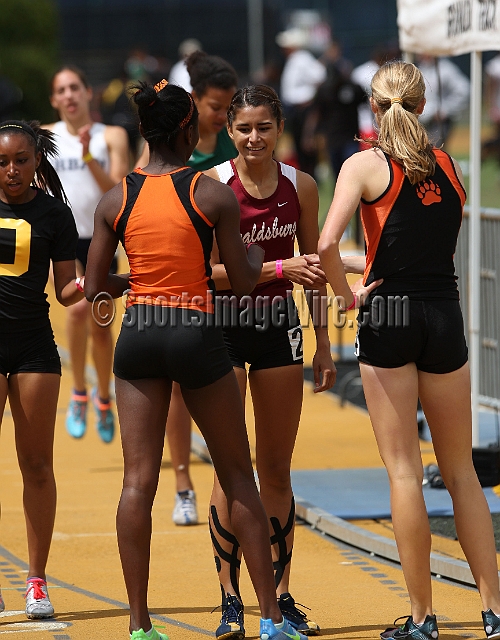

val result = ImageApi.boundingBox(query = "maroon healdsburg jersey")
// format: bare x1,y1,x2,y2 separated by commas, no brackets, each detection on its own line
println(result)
215,159,300,303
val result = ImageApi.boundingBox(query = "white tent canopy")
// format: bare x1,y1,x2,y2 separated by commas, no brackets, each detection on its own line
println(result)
397,0,499,446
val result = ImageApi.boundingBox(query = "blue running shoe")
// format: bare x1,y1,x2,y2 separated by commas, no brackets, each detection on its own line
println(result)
260,617,307,640
91,388,115,443
216,593,245,640
66,391,87,438
278,593,320,636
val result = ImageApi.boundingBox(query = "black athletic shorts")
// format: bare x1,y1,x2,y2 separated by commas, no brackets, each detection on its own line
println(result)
222,298,304,371
0,323,61,377
355,296,468,374
76,237,118,274
113,305,233,389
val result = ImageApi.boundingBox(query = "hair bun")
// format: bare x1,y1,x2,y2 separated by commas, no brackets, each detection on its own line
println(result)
133,83,157,108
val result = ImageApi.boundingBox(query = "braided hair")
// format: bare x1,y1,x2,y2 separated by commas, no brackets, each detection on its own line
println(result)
0,120,67,202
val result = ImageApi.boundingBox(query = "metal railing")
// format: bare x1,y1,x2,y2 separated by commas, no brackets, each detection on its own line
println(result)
456,207,500,410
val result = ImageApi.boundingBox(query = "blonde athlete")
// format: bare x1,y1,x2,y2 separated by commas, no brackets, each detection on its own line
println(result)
319,61,500,640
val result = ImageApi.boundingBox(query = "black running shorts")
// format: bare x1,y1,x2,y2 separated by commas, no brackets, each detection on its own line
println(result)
0,323,61,376
77,237,118,274
222,298,304,371
355,297,468,374
113,305,233,389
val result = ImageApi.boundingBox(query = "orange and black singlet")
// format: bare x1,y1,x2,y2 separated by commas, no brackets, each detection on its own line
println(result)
113,167,215,312
361,149,466,300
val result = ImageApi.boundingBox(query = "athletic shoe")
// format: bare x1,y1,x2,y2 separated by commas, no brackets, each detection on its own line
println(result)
91,388,115,443
24,577,54,619
380,615,439,640
172,490,198,526
130,627,169,640
483,610,500,639
278,592,320,636
260,617,307,640
66,391,87,438
216,593,245,640
0,589,5,613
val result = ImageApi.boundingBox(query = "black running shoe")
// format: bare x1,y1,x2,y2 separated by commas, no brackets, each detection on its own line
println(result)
278,592,320,636
215,593,245,640
483,610,500,639
380,615,438,640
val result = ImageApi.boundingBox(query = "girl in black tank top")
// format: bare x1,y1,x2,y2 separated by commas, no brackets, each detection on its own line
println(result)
319,61,500,640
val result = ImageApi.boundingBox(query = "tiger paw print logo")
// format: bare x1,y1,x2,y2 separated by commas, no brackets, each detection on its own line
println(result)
417,179,442,205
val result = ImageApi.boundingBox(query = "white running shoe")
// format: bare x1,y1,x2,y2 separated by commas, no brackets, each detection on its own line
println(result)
0,589,4,613
25,577,54,619
172,490,198,525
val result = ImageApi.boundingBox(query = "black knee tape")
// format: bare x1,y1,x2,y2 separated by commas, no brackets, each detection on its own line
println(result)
270,496,295,588
210,505,241,599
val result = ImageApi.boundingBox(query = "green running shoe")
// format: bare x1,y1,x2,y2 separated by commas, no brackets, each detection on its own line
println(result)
130,627,169,640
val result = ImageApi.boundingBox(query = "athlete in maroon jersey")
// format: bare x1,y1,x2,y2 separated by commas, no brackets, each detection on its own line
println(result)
205,85,336,638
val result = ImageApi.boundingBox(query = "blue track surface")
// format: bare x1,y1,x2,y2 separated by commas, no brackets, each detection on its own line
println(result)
291,467,500,519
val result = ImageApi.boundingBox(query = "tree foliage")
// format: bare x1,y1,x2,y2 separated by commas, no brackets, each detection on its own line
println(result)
0,0,59,122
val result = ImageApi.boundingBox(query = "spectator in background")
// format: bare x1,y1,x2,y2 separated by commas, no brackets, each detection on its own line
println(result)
169,38,202,92
351,45,395,141
417,55,470,148
46,66,129,443
320,39,353,82
276,28,326,176
308,63,366,180
483,54,500,166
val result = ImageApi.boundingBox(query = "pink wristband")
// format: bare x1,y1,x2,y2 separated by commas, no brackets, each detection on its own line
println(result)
339,295,356,312
345,297,356,311
275,259,284,279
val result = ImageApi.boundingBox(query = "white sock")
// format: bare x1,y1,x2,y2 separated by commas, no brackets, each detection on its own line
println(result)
274,618,285,630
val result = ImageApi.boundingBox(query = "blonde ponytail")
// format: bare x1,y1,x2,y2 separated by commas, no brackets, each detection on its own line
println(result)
370,61,436,185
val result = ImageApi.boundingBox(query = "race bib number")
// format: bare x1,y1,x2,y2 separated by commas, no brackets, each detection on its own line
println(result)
287,325,303,361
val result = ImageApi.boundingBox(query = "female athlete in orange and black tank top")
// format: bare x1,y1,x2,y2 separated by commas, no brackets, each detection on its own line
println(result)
113,166,215,312
361,149,466,299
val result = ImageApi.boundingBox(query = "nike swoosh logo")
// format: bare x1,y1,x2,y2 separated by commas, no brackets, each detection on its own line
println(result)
283,631,301,640
278,202,288,207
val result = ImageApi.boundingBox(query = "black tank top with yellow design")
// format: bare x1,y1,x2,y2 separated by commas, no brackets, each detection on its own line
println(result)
361,149,466,300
